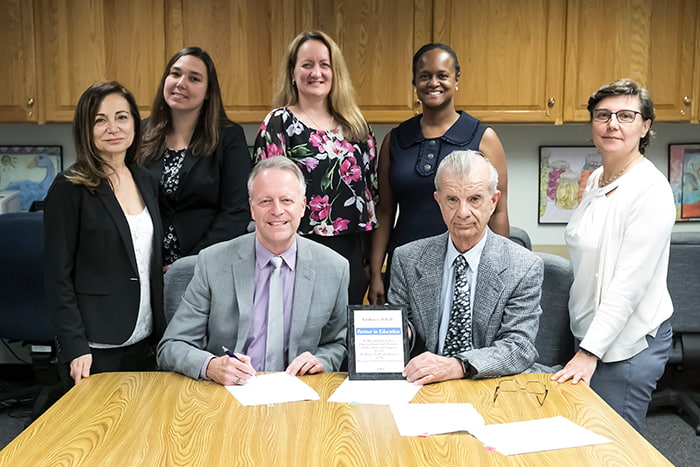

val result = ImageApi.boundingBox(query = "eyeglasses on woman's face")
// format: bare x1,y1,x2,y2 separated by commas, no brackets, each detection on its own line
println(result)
591,109,641,124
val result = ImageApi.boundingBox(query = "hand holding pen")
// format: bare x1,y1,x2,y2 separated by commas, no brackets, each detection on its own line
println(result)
206,346,256,386
222,346,256,385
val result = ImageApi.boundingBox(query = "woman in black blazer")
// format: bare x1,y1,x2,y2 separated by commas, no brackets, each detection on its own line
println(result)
44,82,165,385
140,47,252,267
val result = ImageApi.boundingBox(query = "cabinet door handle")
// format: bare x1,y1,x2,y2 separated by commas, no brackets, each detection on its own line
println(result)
683,96,692,106
27,97,34,108
548,97,556,108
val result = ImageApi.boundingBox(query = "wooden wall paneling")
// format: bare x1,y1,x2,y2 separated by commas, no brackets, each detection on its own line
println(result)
35,0,106,122
294,0,433,123
647,0,697,122
433,0,566,123
565,0,698,122
0,0,39,122
563,0,652,122
694,3,700,122
165,0,296,124
102,0,166,117
35,0,166,122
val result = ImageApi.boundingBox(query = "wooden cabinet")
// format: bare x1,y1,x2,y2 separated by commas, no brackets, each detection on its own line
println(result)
695,10,700,122
432,0,567,123
0,0,39,122
163,0,432,124
293,0,432,123
564,0,699,122
2,0,698,124
34,0,167,122
163,0,296,124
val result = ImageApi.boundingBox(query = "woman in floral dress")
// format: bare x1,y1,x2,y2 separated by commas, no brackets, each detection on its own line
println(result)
254,30,377,305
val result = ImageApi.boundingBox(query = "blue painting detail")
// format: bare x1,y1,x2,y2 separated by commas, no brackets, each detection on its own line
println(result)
0,146,62,211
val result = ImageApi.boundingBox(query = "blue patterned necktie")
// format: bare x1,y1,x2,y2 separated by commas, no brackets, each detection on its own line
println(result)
444,255,472,356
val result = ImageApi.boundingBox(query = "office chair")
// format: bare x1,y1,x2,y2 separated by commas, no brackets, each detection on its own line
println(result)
534,252,574,369
649,232,700,434
163,255,197,323
0,212,62,418
509,226,532,250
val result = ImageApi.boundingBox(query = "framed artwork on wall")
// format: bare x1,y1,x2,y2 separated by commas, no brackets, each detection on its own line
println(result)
538,146,597,224
0,145,63,211
668,143,700,222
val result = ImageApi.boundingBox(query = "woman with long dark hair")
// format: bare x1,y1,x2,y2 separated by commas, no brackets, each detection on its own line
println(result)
140,47,252,267
45,82,164,384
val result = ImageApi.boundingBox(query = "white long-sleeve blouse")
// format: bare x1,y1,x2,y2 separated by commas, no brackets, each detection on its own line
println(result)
565,158,675,363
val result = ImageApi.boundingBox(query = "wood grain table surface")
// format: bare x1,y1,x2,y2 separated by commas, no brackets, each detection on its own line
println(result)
0,371,671,466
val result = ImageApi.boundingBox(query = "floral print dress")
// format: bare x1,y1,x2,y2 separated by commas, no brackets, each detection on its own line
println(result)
160,147,186,265
253,107,378,236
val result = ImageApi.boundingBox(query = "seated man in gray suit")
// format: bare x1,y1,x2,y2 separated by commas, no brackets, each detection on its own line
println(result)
389,150,544,384
158,157,349,385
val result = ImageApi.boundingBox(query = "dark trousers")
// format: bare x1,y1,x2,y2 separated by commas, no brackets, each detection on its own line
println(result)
61,338,156,390
587,319,673,432
306,232,368,305
90,338,157,374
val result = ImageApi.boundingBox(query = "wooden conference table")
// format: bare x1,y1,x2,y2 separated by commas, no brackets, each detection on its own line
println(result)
0,372,670,466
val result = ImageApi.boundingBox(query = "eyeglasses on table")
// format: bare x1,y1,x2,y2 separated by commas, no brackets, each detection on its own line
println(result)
493,379,548,406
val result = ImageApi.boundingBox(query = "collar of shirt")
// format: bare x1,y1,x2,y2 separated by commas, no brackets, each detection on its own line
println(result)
255,237,298,271
444,229,488,276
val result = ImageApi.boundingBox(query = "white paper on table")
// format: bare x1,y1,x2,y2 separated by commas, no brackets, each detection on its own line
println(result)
470,415,612,455
328,377,422,405
225,372,320,406
390,403,486,436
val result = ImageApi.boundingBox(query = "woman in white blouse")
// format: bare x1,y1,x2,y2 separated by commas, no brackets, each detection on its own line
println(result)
552,79,675,431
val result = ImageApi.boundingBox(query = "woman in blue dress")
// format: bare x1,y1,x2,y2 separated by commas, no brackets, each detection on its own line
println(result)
368,43,509,304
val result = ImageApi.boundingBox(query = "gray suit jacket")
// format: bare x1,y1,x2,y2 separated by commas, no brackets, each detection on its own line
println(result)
388,230,544,379
157,233,349,379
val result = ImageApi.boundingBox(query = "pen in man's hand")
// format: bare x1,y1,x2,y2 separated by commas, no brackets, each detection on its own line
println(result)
222,346,242,362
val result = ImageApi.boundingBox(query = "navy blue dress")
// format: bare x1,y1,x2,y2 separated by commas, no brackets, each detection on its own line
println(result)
387,111,487,260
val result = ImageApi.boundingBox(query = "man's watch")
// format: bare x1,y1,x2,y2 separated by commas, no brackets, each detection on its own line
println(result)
455,357,475,378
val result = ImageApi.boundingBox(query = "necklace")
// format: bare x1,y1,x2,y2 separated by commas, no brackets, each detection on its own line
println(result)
598,154,643,188
301,109,334,131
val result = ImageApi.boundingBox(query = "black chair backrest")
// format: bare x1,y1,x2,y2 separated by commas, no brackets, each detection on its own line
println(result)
534,252,574,368
163,255,197,323
0,212,55,342
509,226,532,250
667,232,700,333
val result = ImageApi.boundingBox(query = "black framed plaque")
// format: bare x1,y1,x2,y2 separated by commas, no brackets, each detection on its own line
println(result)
347,305,409,380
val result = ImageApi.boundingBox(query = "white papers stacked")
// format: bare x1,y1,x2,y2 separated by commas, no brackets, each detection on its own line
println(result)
390,403,485,436
328,378,422,405
225,372,320,406
471,416,611,455
389,406,611,456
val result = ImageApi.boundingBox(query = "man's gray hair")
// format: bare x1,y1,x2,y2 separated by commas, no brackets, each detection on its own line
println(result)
248,156,306,198
434,150,499,195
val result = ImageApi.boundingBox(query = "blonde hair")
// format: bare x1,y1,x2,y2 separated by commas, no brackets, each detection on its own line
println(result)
273,30,369,142
248,157,306,199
